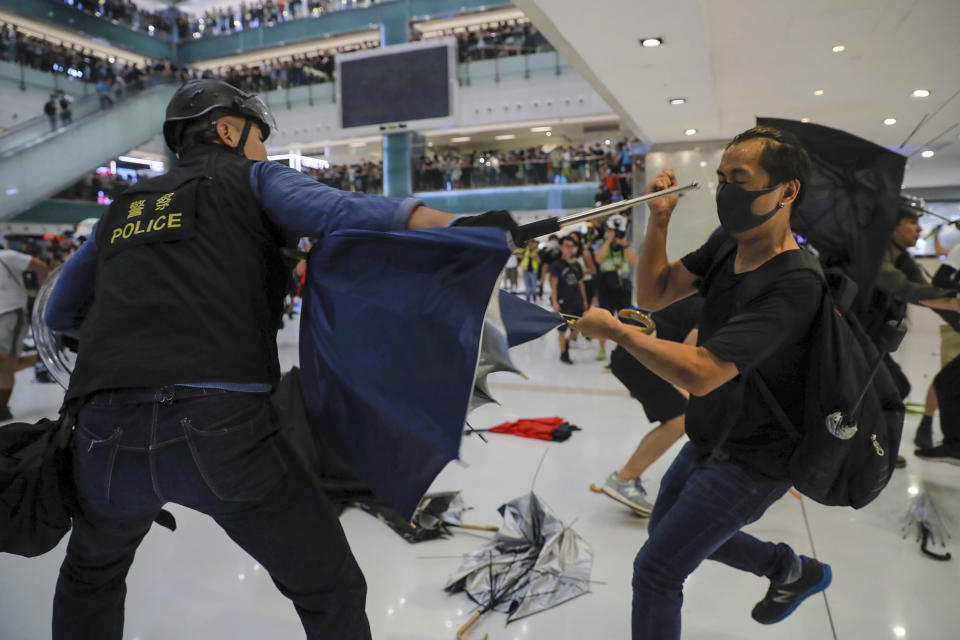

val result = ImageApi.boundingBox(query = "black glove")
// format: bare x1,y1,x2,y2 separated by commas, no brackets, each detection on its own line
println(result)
450,209,520,246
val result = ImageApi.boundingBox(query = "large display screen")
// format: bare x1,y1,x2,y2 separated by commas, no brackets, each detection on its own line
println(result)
337,39,456,129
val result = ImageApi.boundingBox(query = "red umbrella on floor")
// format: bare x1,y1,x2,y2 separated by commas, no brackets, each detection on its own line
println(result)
470,417,581,442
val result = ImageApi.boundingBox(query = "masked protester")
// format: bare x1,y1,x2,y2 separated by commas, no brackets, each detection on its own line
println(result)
575,126,831,639
43,79,516,640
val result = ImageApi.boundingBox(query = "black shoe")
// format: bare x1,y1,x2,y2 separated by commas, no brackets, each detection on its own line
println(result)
560,351,573,364
751,557,832,625
914,421,933,450
915,444,960,466
0,406,12,421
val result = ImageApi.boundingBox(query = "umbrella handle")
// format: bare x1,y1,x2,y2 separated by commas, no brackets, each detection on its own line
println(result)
451,523,500,532
456,611,488,640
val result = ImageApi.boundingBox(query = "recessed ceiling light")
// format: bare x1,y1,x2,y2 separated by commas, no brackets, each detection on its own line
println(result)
699,160,708,168
912,89,930,97
883,118,897,125
921,150,935,158
832,45,845,52
494,134,516,141
545,131,552,137
813,89,824,96
669,98,686,105
530,126,552,132
640,37,662,48
801,117,810,123
684,129,697,136
604,139,611,145
450,136,471,143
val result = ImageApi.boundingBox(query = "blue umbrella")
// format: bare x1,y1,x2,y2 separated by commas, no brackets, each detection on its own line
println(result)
300,226,556,519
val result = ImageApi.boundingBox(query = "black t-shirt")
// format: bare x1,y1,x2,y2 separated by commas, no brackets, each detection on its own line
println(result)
549,258,584,307
680,231,822,480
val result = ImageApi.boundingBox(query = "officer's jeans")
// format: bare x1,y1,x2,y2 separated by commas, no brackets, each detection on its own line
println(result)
631,442,795,640
52,386,370,640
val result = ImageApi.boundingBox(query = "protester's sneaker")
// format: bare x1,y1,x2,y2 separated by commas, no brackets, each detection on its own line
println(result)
914,444,960,466
751,557,832,625
596,347,606,361
601,472,653,516
560,351,573,365
914,420,934,450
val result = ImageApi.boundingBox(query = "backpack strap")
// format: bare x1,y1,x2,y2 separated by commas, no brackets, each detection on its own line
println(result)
706,247,825,462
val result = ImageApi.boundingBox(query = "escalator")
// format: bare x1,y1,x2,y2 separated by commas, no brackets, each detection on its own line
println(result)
0,81,177,220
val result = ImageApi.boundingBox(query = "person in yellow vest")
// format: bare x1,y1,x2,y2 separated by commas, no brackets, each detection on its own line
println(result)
520,238,543,302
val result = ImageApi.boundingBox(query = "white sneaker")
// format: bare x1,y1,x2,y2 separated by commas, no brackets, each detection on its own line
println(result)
601,471,653,516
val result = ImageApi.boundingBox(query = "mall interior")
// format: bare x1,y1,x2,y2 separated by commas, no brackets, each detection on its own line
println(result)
0,1,958,639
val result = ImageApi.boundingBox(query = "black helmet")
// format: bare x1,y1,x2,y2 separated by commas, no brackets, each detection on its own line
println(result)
163,79,276,154
898,194,925,222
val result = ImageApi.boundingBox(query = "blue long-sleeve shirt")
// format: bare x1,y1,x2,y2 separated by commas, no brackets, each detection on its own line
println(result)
45,161,423,334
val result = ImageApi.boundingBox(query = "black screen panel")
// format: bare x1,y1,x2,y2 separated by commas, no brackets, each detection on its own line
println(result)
340,46,450,128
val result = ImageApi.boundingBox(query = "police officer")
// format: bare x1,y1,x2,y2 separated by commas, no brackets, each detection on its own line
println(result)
44,79,515,640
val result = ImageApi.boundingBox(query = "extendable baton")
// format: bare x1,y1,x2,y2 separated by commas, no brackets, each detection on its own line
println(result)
513,181,700,243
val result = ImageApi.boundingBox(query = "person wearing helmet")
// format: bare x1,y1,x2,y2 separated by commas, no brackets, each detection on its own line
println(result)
44,79,517,640
868,197,959,468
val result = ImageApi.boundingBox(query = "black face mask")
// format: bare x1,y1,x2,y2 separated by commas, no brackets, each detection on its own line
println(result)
715,182,783,234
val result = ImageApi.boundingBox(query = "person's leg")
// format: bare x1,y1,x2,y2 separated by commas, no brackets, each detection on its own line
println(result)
53,400,163,640
631,445,793,640
206,434,371,639
617,415,685,481
916,381,938,448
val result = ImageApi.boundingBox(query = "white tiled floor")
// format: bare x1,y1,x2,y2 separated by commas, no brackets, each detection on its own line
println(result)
1,305,957,640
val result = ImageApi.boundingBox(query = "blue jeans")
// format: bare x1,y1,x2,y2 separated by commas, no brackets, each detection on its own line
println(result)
522,270,539,301
632,442,795,639
53,385,370,640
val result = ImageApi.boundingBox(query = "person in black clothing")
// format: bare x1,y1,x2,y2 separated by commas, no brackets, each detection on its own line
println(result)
550,235,588,364
576,126,831,639
43,93,58,130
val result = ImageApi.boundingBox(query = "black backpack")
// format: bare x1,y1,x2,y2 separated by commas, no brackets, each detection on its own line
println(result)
0,415,76,557
706,241,905,509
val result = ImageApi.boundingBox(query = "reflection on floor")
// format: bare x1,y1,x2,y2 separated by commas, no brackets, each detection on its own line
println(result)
0,308,957,640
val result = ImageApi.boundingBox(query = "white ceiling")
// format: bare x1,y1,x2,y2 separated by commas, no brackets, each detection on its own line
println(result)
512,0,960,188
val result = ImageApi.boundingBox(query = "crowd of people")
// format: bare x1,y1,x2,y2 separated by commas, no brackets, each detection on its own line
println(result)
63,0,389,40
303,161,383,194
414,139,638,195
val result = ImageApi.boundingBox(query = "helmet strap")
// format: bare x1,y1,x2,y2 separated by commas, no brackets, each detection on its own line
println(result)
235,118,253,158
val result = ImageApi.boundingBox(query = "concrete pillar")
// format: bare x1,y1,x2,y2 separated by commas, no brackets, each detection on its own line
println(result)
380,6,411,198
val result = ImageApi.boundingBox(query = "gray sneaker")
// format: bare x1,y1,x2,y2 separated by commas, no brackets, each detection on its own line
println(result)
601,471,654,516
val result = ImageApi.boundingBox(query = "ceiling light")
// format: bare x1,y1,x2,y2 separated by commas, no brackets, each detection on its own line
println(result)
883,118,897,125
530,126,552,132
912,89,930,97
813,89,824,96
640,37,662,48
604,139,611,145
545,131,552,137
699,160,708,168
832,45,845,52
669,98,686,105
494,134,516,140
684,129,697,136
893,627,906,639
450,136,471,143
921,150,935,158
801,117,810,123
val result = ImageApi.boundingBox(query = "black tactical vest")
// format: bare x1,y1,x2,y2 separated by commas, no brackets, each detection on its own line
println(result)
67,145,289,400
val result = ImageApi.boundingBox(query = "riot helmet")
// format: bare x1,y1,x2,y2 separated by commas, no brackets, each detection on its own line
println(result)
163,79,276,156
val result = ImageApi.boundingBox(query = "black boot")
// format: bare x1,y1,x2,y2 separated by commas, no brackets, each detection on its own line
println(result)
914,415,934,450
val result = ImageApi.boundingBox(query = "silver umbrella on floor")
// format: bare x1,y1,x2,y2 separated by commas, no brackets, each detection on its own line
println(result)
445,492,593,639
901,490,952,561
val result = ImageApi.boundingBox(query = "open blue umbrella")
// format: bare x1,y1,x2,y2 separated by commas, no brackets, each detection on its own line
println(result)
299,226,563,519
